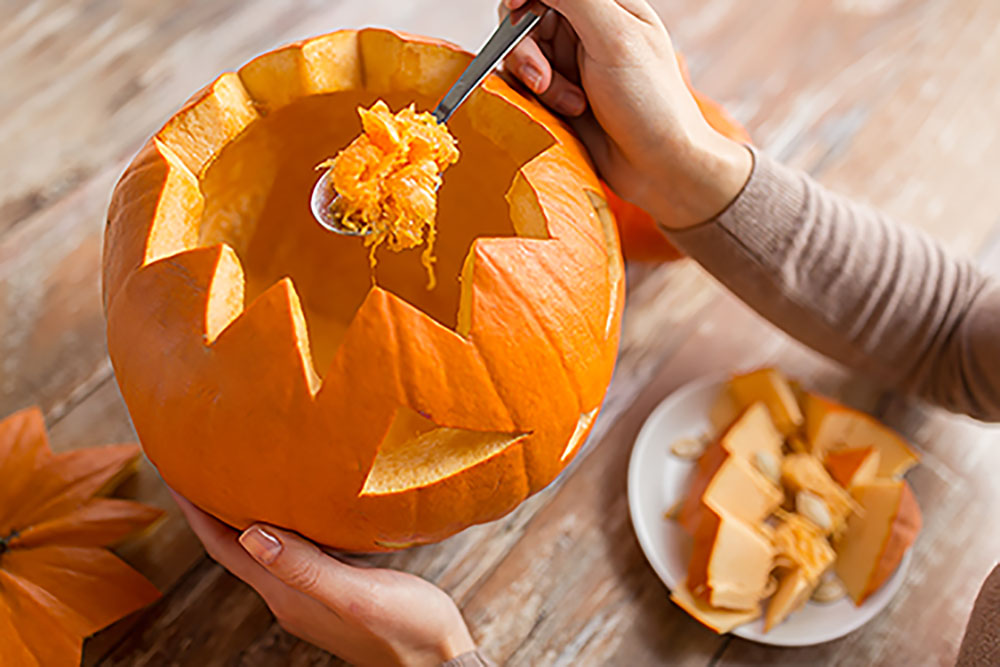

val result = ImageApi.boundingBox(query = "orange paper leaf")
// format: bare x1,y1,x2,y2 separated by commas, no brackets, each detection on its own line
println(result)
0,407,163,666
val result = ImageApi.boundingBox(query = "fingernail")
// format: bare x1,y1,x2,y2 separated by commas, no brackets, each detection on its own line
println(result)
521,63,544,93
557,90,586,115
239,526,282,565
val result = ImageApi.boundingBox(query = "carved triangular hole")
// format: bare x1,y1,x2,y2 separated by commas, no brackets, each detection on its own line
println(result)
361,406,529,496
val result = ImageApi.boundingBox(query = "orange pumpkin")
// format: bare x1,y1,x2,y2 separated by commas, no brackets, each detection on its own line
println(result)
103,29,624,551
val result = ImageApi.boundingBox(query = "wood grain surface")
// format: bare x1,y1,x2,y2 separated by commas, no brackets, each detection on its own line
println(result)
2,0,999,665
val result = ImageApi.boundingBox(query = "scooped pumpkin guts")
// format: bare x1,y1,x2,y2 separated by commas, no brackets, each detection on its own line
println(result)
319,100,460,289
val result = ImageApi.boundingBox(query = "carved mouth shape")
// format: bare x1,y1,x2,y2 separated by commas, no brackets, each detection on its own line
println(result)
104,29,624,551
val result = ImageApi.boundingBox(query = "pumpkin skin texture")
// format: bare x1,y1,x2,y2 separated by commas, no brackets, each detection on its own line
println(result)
103,29,623,552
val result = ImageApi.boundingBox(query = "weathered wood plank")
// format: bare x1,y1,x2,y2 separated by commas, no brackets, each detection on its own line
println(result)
98,559,275,667
667,0,1000,256
0,164,121,419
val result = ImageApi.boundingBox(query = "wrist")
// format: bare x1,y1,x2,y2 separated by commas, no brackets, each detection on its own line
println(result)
647,129,753,230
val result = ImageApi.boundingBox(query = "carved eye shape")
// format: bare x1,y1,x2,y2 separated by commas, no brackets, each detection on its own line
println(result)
104,29,624,552
360,407,529,497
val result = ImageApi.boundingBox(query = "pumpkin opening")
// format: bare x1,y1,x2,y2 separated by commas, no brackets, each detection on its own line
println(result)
361,406,530,496
560,406,600,462
197,89,554,375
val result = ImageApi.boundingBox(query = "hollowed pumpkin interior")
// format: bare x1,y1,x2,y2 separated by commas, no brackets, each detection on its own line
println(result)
198,89,554,375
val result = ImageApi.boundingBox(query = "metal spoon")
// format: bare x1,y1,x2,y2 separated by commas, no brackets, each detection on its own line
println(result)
311,4,547,235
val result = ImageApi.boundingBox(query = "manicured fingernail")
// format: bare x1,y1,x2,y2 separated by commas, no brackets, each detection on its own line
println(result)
239,526,282,565
521,63,544,93
557,90,586,115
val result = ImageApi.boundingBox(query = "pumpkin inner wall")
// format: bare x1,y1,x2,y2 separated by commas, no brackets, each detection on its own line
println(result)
198,90,553,375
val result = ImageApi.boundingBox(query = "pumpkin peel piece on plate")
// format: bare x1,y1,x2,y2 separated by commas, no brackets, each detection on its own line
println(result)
670,581,761,635
835,479,922,605
0,407,163,665
801,392,920,476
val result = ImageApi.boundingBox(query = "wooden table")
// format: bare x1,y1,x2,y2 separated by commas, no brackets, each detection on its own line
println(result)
3,0,999,664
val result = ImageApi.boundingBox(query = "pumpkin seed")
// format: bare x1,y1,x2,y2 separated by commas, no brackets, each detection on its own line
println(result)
796,490,833,533
754,450,781,484
671,435,708,460
762,574,779,598
811,571,847,603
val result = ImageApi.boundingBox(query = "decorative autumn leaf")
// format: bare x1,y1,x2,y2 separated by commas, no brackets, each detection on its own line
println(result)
0,407,163,666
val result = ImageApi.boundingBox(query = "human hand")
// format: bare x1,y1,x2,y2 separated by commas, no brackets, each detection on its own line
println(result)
171,491,476,666
501,0,752,228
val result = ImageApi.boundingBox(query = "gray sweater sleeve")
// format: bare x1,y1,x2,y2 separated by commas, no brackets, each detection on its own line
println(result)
668,147,1000,422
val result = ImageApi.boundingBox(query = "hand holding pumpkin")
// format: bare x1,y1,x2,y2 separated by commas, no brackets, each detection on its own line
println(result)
171,492,476,666
502,0,752,228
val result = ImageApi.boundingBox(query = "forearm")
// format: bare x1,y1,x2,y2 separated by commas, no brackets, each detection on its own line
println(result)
957,564,1000,666
667,147,1000,421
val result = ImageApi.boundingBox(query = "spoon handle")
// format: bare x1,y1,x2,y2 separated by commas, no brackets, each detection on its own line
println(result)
433,3,547,124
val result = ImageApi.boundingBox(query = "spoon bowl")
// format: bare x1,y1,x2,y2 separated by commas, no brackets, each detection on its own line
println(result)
310,171,361,235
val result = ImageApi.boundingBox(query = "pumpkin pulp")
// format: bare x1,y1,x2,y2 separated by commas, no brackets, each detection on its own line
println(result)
319,100,460,289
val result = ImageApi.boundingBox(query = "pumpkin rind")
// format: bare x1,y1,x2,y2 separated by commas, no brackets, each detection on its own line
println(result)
104,29,623,551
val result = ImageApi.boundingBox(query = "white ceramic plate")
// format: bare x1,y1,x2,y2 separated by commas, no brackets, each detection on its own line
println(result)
627,374,912,646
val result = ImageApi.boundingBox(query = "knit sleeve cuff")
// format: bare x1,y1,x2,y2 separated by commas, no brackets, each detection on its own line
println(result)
668,145,809,267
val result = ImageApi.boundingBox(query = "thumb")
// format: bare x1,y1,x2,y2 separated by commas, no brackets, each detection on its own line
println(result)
238,524,361,600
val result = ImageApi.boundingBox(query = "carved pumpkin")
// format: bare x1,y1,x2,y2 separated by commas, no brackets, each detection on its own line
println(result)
103,29,625,551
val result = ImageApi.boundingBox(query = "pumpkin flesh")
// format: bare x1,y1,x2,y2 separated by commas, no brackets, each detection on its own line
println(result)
319,100,459,289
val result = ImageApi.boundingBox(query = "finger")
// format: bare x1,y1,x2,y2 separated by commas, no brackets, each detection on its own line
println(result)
320,546,377,568
539,68,587,116
537,38,554,63
504,36,553,95
551,16,581,83
502,31,585,116
169,490,268,585
535,7,559,41
239,524,370,608
504,0,529,9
